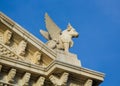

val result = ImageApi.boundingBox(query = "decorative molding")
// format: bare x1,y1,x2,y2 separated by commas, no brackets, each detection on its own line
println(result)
0,54,104,82
0,12,56,60
0,42,18,59
49,72,69,86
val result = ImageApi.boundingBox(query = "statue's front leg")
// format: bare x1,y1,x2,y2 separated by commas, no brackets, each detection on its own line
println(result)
63,42,69,54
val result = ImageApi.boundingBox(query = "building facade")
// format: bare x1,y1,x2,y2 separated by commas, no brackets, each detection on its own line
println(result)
0,12,104,86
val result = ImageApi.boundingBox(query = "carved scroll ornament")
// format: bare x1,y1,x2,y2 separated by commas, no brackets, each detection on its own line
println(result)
49,72,69,86
17,40,27,56
84,79,93,86
34,76,45,86
3,30,12,45
19,72,31,86
7,68,16,83
31,51,42,64
3,68,16,83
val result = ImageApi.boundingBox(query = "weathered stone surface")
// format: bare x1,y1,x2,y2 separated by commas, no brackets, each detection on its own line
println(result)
56,50,81,66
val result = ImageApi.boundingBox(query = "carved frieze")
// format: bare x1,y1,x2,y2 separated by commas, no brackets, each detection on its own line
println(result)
17,40,27,56
3,30,12,45
49,72,69,86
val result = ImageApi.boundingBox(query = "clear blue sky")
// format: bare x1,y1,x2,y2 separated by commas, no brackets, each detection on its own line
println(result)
0,0,120,86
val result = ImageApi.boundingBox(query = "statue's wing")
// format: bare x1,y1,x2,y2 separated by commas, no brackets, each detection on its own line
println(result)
45,13,61,41
40,30,50,40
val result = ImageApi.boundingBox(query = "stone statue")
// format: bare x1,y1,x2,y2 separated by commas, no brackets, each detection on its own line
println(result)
17,40,27,56
40,13,79,53
4,68,16,83
34,76,45,86
3,30,12,45
49,72,69,86
84,79,93,86
19,72,31,86
31,51,41,64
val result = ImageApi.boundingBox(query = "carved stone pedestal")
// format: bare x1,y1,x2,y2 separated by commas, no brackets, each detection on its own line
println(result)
56,50,81,66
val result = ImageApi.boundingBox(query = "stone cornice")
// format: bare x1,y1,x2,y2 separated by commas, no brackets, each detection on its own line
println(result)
0,55,104,83
0,12,56,60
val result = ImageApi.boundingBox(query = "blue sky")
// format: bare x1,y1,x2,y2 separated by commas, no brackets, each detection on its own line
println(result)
0,0,120,86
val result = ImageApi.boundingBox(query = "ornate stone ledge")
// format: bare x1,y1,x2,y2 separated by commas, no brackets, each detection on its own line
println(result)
0,54,104,85
0,12,56,60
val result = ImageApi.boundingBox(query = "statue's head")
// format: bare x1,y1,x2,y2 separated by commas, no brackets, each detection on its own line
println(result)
67,23,79,38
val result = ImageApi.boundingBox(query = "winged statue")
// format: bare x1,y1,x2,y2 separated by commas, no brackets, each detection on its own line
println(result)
40,13,79,53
